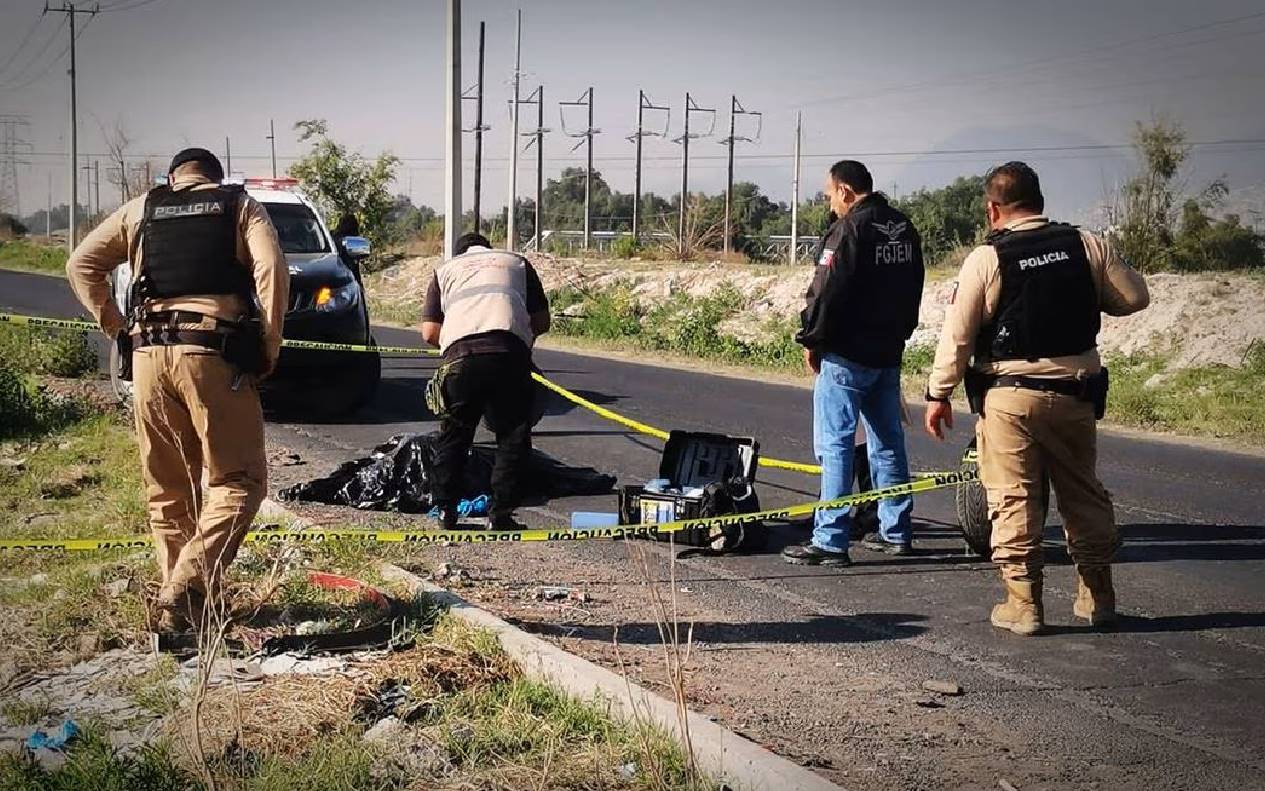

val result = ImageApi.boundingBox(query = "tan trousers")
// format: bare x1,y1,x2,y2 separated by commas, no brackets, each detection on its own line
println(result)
133,345,266,602
977,386,1117,583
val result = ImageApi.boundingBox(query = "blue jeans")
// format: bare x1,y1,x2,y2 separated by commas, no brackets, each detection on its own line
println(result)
812,353,913,551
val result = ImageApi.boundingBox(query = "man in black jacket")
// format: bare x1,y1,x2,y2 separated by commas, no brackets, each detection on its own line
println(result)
784,160,925,566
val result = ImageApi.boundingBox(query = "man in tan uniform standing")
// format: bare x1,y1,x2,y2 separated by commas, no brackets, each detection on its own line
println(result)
923,162,1149,636
67,148,288,631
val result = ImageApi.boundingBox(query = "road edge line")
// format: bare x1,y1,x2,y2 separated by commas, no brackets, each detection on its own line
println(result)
378,562,847,791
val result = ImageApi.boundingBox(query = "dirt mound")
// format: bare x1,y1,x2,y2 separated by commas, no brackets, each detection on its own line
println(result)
368,255,1265,369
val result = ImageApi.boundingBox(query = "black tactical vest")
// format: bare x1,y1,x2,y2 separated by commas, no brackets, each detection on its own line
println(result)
976,223,1100,362
134,184,253,301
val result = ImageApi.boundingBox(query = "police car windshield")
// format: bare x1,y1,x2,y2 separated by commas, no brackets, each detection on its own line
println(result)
262,203,330,255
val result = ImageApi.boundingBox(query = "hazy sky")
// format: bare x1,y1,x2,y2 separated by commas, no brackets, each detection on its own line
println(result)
2,0,1264,223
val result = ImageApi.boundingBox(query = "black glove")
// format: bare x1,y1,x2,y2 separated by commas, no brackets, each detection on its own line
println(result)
115,330,133,382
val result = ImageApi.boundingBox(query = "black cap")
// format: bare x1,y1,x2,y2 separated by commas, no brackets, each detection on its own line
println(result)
168,148,224,181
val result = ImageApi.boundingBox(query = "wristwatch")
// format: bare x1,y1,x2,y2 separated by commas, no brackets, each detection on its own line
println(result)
924,389,950,404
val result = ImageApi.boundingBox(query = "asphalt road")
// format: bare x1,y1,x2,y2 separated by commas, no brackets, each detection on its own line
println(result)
6,268,1265,789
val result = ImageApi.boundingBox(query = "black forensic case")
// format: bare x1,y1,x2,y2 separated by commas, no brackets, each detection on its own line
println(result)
618,431,763,552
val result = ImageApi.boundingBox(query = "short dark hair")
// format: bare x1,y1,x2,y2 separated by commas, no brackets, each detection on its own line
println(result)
454,232,492,256
168,147,224,181
828,160,873,194
985,161,1044,213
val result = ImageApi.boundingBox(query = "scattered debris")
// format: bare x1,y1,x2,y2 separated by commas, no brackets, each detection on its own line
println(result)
999,780,1020,791
914,698,945,709
39,464,98,499
538,586,571,601
679,586,692,594
0,457,26,470
362,715,407,745
103,578,131,598
257,653,348,677
618,761,638,780
436,563,470,583
25,720,80,752
922,679,963,696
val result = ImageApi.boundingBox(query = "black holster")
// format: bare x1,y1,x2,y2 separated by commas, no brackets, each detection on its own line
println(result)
1083,367,1109,420
221,318,268,375
115,330,133,382
964,368,994,415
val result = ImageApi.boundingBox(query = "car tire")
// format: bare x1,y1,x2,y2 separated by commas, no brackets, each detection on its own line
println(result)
955,437,1050,558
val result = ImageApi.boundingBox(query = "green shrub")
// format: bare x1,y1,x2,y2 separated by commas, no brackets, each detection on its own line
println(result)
0,240,69,277
0,323,98,379
0,357,90,439
609,235,639,259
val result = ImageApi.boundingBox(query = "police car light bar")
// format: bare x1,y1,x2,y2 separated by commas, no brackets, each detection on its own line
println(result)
244,177,301,191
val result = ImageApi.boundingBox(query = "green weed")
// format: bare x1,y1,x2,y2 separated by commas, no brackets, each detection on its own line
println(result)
0,730,198,791
0,241,68,277
1106,350,1265,442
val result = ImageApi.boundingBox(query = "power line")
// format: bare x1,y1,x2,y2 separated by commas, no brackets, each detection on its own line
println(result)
95,0,164,10
25,136,1265,165
789,10,1265,110
0,14,64,88
0,12,95,93
0,11,51,81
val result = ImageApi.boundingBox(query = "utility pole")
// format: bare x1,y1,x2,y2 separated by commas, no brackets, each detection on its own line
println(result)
46,171,52,236
560,88,599,250
224,135,232,176
519,86,549,250
721,96,761,256
93,159,100,217
505,9,522,251
80,160,92,217
267,119,277,178
0,115,32,218
443,0,463,259
47,3,98,250
627,92,669,243
674,94,716,259
790,111,801,266
460,22,487,233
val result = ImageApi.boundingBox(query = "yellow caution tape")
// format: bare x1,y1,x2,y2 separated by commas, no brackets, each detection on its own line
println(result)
0,313,437,356
1,311,910,477
0,469,976,552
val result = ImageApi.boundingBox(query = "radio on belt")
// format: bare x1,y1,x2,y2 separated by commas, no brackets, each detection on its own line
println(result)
618,431,763,552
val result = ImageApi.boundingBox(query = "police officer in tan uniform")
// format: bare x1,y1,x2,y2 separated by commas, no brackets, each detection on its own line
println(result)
923,162,1149,636
67,148,288,632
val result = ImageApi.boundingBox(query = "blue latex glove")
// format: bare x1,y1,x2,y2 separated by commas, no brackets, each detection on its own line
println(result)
27,720,80,751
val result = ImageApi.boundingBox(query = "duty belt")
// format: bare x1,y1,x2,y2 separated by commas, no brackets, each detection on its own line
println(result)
990,375,1083,397
133,325,228,351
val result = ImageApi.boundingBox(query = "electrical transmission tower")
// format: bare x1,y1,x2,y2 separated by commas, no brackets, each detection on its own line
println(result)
519,86,550,251
461,21,489,233
673,94,716,260
627,92,669,243
0,115,32,217
720,96,762,255
560,88,599,250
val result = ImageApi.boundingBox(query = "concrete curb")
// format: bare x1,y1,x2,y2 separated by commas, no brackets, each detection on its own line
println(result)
380,563,845,791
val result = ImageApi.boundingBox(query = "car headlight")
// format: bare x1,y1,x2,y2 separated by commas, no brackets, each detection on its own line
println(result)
314,281,360,312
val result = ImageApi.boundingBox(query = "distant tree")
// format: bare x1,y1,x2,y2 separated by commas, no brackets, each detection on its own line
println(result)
1109,118,1261,271
1171,197,1265,271
893,176,987,266
288,119,400,247
1113,118,1189,272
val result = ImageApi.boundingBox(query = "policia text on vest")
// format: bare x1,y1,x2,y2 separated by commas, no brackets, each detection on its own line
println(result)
65,147,290,633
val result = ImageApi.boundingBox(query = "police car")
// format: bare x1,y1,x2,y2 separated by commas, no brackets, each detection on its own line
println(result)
110,177,381,418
